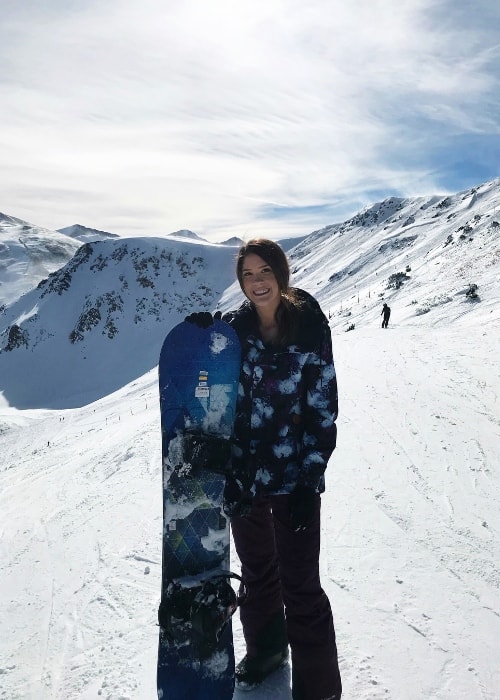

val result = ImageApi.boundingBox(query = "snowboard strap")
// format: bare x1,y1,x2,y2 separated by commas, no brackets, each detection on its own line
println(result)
180,430,233,477
158,572,246,657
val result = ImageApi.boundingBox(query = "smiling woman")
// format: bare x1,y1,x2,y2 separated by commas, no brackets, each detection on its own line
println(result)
185,238,342,696
224,239,341,698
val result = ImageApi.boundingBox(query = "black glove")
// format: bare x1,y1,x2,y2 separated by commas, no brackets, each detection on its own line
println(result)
185,311,222,328
223,476,253,518
289,485,317,532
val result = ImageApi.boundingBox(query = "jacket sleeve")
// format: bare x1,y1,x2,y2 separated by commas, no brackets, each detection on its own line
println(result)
298,320,338,491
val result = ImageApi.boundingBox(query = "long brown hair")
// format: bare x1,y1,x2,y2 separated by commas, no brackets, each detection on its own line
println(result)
236,238,302,345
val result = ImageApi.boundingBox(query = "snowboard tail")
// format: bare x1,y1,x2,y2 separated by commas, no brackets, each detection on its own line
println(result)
157,319,241,700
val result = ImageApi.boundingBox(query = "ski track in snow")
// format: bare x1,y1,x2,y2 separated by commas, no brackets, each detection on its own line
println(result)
325,326,500,700
1,324,499,699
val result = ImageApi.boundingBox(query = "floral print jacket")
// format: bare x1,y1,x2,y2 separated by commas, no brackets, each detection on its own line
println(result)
223,288,338,495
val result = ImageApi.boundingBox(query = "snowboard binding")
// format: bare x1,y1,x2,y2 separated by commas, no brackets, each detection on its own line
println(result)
181,430,233,477
158,572,246,658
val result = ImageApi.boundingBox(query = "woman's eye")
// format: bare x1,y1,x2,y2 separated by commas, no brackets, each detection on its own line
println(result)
243,267,273,277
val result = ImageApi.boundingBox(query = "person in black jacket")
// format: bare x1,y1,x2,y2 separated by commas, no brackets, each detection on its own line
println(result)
187,239,342,698
223,239,341,700
381,302,391,328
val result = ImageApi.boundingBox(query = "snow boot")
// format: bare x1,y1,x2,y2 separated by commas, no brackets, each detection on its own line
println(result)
236,610,289,688
235,647,289,688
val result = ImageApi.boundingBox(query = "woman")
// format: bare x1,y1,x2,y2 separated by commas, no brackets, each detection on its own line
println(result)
222,239,342,700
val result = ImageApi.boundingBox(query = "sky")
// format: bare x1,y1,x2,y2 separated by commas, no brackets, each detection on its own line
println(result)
1,0,499,241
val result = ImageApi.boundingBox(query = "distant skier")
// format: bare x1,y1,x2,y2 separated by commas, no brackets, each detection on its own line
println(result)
381,303,391,328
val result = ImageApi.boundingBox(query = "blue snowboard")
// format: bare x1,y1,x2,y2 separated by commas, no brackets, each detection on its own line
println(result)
157,319,241,700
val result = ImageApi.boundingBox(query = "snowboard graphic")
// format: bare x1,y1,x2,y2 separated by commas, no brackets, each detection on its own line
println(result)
157,319,241,700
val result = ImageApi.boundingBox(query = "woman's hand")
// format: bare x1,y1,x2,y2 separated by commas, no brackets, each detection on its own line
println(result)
223,476,253,518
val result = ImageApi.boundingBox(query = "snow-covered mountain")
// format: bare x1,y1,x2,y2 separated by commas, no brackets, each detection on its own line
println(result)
288,178,500,329
166,229,208,242
2,179,499,410
1,179,499,699
278,234,308,251
220,236,245,247
0,213,81,308
0,237,240,409
58,225,244,246
57,224,121,244
220,178,500,327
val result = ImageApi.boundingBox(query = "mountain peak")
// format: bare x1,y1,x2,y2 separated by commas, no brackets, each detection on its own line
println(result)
167,229,207,242
57,224,120,243
219,236,244,246
0,214,81,307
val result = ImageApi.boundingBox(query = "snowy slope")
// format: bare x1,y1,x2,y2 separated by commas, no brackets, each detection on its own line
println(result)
1,178,499,699
277,234,308,251
1,323,498,700
219,178,500,328
288,178,500,329
0,213,81,307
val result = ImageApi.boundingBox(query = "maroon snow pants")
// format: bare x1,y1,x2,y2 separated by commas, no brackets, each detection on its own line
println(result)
231,493,342,700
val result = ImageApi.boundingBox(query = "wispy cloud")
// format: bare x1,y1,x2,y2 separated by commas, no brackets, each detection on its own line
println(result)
0,0,498,239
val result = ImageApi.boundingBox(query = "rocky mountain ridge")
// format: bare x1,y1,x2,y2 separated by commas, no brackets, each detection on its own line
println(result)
0,236,239,408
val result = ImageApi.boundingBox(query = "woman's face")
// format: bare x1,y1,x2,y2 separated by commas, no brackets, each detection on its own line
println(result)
241,253,280,315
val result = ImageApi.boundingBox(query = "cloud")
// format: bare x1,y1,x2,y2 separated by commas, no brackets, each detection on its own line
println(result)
0,0,498,239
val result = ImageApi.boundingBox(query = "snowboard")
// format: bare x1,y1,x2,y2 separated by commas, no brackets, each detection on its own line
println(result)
157,318,241,700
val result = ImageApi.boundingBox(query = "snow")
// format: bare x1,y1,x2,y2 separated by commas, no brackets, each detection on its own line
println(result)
13,303,39,326
0,213,80,307
203,384,236,432
1,178,499,699
209,330,231,355
57,225,120,244
166,230,208,242
0,237,239,409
